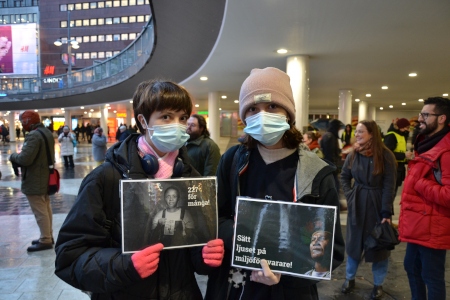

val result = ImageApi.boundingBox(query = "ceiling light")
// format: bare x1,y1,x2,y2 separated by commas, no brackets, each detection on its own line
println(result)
61,108,64,110
355,99,360,102
389,105,393,108
200,76,208,81
409,73,417,77
276,48,288,54
80,106,84,109
366,94,371,97
90,109,94,112
34,109,38,112
56,112,60,115
221,95,227,99
382,86,388,90
129,100,133,103
84,111,87,114
219,108,222,111
113,110,117,113
443,93,448,96
402,103,406,105
107,107,111,110
105,103,109,106
234,100,239,103
418,99,424,102
380,107,383,110
195,104,199,107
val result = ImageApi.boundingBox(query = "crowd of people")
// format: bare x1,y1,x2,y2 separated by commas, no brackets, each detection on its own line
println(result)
4,66,449,300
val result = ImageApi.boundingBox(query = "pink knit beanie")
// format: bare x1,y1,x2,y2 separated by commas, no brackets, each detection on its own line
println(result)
239,67,296,124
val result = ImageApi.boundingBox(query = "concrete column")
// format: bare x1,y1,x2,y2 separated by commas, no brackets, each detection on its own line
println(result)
338,90,352,125
368,106,376,121
101,106,108,132
286,55,309,132
64,110,71,128
126,107,132,128
8,113,16,141
358,101,368,122
208,92,220,142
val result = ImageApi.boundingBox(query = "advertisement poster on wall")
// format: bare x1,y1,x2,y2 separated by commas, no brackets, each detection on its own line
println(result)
120,178,218,253
0,23,38,75
232,197,337,280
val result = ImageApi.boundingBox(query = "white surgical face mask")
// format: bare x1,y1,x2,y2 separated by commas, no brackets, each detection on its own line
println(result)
141,116,189,153
243,112,290,146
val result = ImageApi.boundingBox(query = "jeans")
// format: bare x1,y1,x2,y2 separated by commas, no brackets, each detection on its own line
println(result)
346,255,389,286
404,243,446,300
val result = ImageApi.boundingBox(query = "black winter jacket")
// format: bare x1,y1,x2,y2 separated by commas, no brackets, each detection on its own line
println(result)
55,134,213,300
205,145,345,300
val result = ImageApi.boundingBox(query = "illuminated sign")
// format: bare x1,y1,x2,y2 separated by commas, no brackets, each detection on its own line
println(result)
43,65,55,75
43,78,62,83
116,112,127,117
0,23,38,75
197,111,208,115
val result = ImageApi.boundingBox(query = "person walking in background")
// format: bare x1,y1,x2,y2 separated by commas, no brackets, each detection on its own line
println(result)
73,124,80,142
55,79,224,299
0,123,9,145
16,125,20,140
80,123,86,141
9,110,55,252
303,130,323,158
186,114,221,176
399,97,450,300
384,118,413,196
341,124,354,147
118,125,130,142
340,120,397,299
92,127,107,165
320,119,343,192
58,125,75,169
205,67,344,300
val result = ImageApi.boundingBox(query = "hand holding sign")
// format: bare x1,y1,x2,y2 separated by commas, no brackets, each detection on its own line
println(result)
250,259,281,286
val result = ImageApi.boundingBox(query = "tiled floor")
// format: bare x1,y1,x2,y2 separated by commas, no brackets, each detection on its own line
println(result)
0,137,448,299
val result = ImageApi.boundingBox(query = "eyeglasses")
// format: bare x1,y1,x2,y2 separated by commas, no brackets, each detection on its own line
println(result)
418,112,441,120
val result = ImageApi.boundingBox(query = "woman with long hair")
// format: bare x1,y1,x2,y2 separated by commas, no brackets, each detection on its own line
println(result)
340,120,397,299
303,131,323,158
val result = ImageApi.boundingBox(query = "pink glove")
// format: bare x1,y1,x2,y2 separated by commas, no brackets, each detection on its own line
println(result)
131,243,164,278
202,239,224,267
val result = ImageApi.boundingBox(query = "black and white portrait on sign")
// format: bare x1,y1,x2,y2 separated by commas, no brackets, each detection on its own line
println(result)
121,177,217,253
232,197,336,280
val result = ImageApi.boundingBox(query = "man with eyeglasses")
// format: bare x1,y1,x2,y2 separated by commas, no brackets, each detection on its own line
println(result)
399,97,450,300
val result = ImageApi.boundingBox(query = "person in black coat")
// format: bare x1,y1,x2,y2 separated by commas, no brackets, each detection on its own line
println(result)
320,119,343,192
55,79,224,299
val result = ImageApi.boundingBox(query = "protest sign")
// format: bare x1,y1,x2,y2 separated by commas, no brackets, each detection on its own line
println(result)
121,177,217,253
232,197,336,279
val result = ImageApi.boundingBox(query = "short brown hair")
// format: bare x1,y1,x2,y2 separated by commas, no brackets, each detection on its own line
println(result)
133,80,193,133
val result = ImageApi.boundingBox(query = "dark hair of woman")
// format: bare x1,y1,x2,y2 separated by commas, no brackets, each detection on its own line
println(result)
349,120,395,175
133,80,193,133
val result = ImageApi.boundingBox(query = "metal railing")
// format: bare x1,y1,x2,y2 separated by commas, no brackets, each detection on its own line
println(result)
0,17,154,101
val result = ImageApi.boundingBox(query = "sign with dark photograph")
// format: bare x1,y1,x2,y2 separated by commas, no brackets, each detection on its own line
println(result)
120,177,217,253
232,197,337,280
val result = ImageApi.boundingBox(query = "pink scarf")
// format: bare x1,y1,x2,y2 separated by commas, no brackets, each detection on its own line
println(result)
137,136,178,179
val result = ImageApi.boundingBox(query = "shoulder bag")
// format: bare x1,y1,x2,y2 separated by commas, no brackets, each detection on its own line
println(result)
364,197,399,251
36,129,60,195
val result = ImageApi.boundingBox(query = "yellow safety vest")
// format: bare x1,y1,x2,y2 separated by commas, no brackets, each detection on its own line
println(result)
385,131,407,162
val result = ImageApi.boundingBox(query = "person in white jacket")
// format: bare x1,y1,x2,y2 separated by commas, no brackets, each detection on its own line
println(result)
58,125,75,169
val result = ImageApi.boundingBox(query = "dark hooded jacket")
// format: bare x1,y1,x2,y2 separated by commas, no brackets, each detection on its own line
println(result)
205,144,345,300
320,119,342,168
55,134,213,300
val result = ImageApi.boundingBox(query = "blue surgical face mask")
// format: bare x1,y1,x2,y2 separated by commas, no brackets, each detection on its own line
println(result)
141,116,189,153
243,112,290,146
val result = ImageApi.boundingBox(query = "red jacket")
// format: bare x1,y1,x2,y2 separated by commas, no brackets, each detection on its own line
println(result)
399,132,450,249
